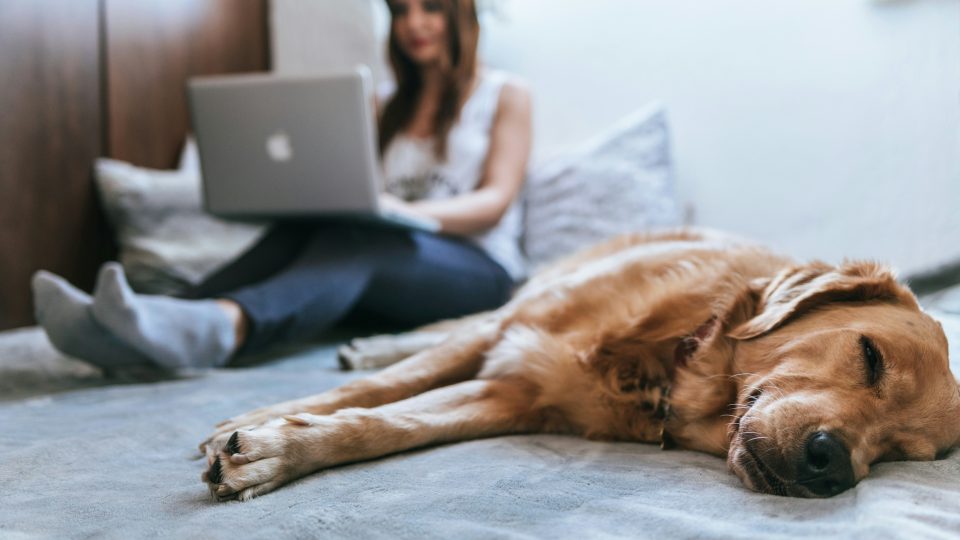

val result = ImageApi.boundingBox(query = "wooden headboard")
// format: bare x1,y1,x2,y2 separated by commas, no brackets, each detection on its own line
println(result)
0,0,269,330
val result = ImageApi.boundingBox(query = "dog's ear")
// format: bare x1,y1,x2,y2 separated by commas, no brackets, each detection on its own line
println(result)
729,260,918,340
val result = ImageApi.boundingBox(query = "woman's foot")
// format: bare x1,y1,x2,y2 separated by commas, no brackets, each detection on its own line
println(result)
32,271,157,370
90,263,237,370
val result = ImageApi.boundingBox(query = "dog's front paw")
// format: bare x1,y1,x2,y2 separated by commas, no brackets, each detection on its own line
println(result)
199,409,293,457
200,398,335,454
201,415,321,502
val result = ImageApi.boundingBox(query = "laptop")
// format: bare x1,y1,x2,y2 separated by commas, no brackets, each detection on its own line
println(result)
186,67,440,232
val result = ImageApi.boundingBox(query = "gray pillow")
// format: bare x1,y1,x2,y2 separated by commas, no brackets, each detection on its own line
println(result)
522,103,682,271
95,140,267,295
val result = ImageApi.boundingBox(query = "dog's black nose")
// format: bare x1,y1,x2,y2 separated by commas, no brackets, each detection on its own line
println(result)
797,431,855,497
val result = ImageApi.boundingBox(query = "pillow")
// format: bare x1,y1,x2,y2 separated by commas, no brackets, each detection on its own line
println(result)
522,102,683,271
95,139,267,295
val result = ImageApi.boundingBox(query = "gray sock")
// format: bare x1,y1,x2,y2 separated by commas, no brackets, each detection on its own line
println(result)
91,263,236,370
32,271,157,371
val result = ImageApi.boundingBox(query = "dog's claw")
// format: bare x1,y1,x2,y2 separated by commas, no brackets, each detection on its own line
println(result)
208,457,223,484
226,431,242,454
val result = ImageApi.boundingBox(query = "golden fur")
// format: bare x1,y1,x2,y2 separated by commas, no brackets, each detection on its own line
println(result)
200,229,960,500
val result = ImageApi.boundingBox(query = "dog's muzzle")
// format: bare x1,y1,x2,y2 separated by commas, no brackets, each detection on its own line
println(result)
735,429,856,497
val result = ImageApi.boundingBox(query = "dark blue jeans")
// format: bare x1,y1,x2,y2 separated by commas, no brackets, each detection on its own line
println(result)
192,222,514,355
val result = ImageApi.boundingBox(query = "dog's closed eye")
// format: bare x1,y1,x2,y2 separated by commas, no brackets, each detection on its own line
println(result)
860,335,884,387
746,387,763,407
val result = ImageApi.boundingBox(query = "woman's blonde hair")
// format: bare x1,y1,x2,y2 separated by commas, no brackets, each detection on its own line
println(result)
379,0,480,161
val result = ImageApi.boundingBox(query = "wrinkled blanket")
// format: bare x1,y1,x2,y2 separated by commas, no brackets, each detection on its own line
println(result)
2,299,960,539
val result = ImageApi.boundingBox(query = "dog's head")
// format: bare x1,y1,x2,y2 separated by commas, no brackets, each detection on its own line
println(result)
726,261,960,497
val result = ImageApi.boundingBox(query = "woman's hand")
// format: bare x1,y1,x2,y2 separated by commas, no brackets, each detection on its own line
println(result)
379,193,442,232
379,193,425,220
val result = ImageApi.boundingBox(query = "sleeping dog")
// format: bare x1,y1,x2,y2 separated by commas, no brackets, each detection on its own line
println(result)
200,229,960,500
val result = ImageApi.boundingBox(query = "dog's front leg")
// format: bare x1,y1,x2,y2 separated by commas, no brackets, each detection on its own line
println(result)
203,378,541,501
201,319,503,456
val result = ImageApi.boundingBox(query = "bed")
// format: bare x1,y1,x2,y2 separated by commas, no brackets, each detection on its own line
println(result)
1,289,960,539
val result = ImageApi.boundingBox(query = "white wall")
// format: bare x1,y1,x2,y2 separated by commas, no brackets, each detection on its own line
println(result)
274,0,960,275
271,0,383,81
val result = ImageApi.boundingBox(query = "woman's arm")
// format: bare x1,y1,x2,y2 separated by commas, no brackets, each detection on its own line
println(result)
408,81,533,236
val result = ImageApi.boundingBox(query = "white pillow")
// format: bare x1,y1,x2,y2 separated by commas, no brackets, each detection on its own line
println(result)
522,102,682,270
95,140,267,295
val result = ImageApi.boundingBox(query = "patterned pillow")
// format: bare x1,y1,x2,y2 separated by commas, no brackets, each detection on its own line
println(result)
94,140,267,295
522,103,683,271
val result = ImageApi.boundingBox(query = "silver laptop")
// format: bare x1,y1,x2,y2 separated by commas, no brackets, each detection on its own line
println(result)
186,68,439,232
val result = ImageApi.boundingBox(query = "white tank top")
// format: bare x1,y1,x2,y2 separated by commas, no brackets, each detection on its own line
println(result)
380,70,526,280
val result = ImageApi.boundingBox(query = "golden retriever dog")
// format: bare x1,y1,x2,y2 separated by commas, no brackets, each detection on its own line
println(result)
199,229,960,500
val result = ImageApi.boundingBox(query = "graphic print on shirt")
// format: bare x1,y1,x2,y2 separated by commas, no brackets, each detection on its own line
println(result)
388,170,462,201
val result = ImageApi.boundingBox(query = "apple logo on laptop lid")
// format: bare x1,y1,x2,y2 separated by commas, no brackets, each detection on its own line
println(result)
266,131,294,162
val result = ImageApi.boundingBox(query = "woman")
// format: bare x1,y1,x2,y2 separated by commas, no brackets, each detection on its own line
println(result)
32,0,532,371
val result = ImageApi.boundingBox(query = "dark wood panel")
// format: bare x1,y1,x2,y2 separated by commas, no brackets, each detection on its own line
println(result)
104,0,270,168
0,0,108,329
0,0,269,330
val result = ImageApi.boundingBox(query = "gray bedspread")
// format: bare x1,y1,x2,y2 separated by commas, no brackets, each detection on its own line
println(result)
3,300,960,539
